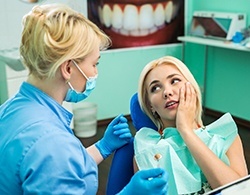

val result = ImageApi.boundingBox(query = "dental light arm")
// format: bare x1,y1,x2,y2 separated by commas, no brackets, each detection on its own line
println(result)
0,49,26,71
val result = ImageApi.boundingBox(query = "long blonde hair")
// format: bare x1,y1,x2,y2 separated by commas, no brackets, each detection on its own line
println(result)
138,56,203,130
20,3,111,79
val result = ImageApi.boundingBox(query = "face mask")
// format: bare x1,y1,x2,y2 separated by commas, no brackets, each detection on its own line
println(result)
64,60,98,103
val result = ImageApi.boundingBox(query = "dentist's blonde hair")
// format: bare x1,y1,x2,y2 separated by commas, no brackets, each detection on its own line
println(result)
20,3,111,79
138,56,203,130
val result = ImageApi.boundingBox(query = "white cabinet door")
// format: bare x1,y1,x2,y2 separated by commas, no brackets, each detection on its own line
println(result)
7,76,26,98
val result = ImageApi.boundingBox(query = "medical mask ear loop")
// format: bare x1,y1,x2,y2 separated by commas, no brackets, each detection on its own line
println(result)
64,61,97,103
65,78,73,90
72,60,89,81
67,81,75,90
66,60,88,93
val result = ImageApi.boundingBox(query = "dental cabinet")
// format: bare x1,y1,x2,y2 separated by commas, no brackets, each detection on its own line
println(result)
178,36,250,52
179,0,250,122
0,64,27,102
0,48,25,104
178,36,250,109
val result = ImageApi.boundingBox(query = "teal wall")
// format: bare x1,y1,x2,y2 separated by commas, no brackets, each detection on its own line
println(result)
86,44,182,120
183,0,250,121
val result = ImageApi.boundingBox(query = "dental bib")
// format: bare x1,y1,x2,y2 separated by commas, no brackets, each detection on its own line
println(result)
134,113,237,195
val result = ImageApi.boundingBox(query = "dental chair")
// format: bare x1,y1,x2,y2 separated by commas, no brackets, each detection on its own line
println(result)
106,93,157,195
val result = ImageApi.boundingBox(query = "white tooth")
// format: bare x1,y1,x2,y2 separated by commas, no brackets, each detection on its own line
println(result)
140,29,149,36
112,4,123,29
149,26,158,34
120,28,129,36
98,6,104,24
154,4,165,27
139,4,154,30
130,30,140,36
130,29,149,36
123,5,139,31
165,1,173,23
112,27,119,33
102,4,112,28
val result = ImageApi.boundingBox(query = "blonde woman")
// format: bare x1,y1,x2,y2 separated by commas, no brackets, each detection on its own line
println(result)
134,56,248,194
0,4,168,194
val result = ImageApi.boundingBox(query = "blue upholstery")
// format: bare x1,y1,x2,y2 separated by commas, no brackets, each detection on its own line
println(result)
129,93,157,131
106,138,134,195
106,93,157,194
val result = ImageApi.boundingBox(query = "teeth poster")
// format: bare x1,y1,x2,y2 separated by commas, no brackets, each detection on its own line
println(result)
87,0,184,49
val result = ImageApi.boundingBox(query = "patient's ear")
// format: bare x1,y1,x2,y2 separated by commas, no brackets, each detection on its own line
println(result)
150,106,155,113
130,93,158,131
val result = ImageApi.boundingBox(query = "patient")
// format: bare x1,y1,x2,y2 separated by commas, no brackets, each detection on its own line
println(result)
133,56,248,194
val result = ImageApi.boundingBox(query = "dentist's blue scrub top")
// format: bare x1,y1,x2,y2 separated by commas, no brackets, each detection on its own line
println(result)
0,82,98,194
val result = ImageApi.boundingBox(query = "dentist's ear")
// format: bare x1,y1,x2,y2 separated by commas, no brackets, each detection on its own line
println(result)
60,60,72,81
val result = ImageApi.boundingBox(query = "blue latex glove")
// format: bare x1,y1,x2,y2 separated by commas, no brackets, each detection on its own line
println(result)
95,114,132,159
118,168,168,195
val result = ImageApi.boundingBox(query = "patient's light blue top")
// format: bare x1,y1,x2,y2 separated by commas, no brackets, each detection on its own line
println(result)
0,82,98,194
134,113,237,195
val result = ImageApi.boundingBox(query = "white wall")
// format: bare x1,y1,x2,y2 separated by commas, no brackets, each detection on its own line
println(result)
0,0,87,51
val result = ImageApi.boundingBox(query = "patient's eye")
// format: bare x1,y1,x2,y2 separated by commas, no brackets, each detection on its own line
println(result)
150,84,161,93
171,78,181,85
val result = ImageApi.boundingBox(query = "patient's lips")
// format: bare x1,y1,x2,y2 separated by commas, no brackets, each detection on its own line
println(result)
91,0,184,48
165,100,178,109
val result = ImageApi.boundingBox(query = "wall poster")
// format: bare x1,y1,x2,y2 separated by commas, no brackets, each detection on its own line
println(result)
87,0,184,49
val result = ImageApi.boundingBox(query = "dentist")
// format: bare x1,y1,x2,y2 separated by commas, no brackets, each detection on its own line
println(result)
0,3,168,195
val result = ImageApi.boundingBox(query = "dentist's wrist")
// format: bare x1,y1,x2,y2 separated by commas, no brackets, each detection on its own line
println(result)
95,140,112,159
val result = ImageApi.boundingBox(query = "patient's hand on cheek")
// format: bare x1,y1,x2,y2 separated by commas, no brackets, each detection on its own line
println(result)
176,82,197,134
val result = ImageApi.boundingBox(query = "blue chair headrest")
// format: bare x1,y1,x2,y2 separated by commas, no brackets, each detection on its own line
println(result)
130,93,157,131
106,93,157,195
